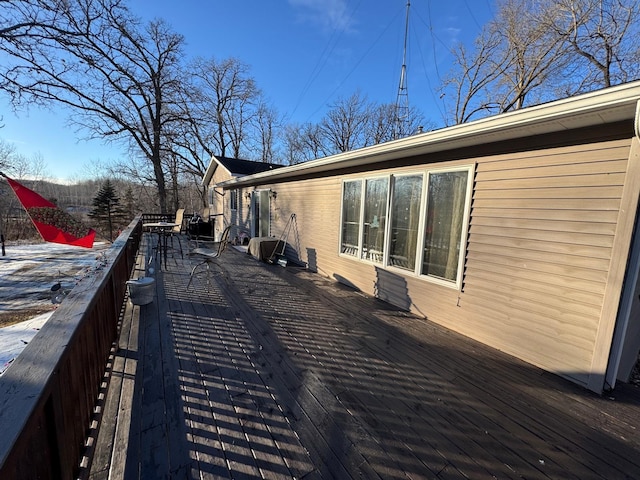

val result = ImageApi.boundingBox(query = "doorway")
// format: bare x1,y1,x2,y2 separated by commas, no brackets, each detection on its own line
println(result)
252,190,270,238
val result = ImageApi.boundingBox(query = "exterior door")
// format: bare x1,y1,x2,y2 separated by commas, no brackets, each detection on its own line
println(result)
252,190,270,238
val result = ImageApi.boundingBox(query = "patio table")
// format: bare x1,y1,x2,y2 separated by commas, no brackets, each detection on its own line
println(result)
143,222,179,270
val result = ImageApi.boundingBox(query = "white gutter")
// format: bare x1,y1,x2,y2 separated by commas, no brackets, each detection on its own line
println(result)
218,81,640,189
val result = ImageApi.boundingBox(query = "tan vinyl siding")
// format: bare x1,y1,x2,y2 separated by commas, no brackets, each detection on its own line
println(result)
210,167,233,238
589,137,640,390
253,177,343,272
456,139,631,383
219,136,638,392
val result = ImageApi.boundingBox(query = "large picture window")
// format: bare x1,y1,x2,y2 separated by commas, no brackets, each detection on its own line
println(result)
339,166,472,289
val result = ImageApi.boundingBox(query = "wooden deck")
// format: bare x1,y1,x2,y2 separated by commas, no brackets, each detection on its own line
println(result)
87,234,640,480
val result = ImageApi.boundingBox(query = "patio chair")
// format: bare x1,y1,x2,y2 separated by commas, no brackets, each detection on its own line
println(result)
173,208,185,234
167,208,185,258
186,225,231,289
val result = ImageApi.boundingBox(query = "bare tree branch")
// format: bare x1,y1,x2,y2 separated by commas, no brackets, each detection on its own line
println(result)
0,0,187,211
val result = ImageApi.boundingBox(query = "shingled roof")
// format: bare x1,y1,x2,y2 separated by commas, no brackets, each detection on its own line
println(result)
216,156,282,175
202,155,283,186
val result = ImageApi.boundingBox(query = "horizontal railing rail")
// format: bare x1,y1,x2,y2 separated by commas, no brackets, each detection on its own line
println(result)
141,212,174,224
0,216,143,480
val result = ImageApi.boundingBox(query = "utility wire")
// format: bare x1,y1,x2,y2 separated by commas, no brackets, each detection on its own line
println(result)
305,5,404,122
411,4,446,121
289,0,364,123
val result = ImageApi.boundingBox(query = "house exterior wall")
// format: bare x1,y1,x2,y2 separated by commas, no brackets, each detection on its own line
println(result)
218,133,640,392
465,137,637,390
208,167,233,240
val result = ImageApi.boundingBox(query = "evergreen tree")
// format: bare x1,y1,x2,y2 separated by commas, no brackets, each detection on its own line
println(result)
90,180,125,241
122,186,136,222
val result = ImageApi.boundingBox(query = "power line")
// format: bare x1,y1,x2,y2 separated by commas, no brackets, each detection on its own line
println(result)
289,0,364,123
305,5,403,122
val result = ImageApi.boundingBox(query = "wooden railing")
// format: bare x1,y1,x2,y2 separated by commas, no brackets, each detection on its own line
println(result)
0,216,143,480
141,212,174,224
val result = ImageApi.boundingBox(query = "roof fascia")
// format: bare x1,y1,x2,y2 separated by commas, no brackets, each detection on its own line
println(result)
218,81,640,189
202,155,234,186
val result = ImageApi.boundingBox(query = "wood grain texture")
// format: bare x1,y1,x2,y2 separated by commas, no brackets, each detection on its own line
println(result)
90,238,640,479
218,138,637,392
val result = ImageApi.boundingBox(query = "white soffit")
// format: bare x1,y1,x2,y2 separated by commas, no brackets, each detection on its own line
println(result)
219,81,640,188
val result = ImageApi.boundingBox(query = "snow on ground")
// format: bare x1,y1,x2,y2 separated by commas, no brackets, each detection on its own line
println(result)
0,242,110,375
0,312,52,374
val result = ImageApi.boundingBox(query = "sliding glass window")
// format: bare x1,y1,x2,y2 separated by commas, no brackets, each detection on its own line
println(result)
340,166,472,289
389,174,423,271
361,177,389,263
341,180,362,256
421,170,470,283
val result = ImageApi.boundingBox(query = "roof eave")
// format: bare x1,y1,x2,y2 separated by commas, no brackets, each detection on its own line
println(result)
202,156,221,186
218,81,640,189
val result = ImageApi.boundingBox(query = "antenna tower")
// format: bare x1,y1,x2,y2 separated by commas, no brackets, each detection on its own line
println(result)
394,0,410,140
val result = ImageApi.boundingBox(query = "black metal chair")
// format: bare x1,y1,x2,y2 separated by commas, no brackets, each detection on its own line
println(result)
186,225,231,289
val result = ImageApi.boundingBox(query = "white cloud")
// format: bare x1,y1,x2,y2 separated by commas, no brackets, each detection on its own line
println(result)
289,0,356,33
445,26,463,45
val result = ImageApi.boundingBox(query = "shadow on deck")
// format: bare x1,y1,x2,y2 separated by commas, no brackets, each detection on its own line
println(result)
89,234,640,479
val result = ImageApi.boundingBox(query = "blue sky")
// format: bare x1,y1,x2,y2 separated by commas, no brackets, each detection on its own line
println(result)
0,0,494,182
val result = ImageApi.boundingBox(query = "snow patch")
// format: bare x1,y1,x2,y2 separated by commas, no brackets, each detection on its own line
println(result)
0,242,110,375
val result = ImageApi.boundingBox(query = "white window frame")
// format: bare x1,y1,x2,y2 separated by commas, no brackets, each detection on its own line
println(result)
339,165,474,291
416,165,474,290
229,189,238,211
359,176,390,265
339,179,363,257
385,172,426,273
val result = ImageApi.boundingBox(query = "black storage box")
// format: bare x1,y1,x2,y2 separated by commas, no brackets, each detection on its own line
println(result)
188,221,213,237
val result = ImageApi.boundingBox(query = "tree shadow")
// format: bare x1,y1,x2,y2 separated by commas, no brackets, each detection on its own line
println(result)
119,249,640,479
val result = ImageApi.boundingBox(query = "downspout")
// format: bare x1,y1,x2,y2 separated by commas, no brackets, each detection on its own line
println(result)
604,99,640,390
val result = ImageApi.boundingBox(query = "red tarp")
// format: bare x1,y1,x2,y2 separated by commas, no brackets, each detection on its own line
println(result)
3,174,95,248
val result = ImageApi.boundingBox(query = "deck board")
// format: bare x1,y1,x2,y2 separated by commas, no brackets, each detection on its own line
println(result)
89,234,640,480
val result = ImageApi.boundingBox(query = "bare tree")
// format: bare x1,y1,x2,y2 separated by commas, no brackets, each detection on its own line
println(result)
369,103,427,142
252,101,281,164
282,122,330,164
367,103,399,144
319,91,372,153
0,0,186,212
0,139,48,179
442,0,568,124
0,139,18,175
181,57,262,159
494,0,570,112
281,93,427,163
543,0,640,94
442,0,639,124
165,55,274,207
441,26,507,124
282,124,306,166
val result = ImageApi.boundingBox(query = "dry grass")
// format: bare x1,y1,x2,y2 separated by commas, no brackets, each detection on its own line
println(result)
0,307,54,328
